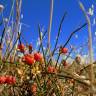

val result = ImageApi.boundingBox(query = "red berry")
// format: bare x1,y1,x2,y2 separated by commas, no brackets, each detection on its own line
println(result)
34,52,43,62
0,76,16,84
0,76,6,84
60,47,68,54
18,44,25,53
6,76,16,84
11,77,16,84
24,54,35,65
47,66,56,73
31,83,37,93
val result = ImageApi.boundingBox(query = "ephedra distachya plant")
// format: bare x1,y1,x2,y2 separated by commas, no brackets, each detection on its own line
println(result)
0,0,95,96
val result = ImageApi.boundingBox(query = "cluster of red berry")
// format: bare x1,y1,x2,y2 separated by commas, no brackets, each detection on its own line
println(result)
0,76,16,84
22,52,43,65
17,43,44,65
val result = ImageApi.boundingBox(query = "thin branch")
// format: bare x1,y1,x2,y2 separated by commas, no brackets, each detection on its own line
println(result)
63,23,87,48
38,29,47,52
5,32,21,60
0,27,5,44
12,0,22,57
55,23,87,67
47,12,67,66
38,24,47,66
59,48,73,70
18,32,21,44
52,12,67,56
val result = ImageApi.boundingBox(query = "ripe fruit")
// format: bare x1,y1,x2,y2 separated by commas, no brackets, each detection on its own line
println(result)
6,76,16,84
47,66,56,73
18,43,25,53
34,52,43,62
0,76,6,84
24,54,35,65
60,47,68,54
25,56,35,65
31,83,37,94
0,76,16,84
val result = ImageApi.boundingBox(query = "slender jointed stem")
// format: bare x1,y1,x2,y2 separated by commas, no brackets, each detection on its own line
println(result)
55,23,87,68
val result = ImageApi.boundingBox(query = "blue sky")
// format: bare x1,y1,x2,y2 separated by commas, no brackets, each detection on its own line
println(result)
0,0,96,60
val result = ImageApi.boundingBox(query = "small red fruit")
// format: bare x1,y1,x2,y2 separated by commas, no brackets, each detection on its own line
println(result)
34,52,43,62
0,76,6,84
31,83,37,93
0,76,16,84
6,76,16,84
24,54,35,65
47,66,56,73
60,47,68,54
18,44,25,53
